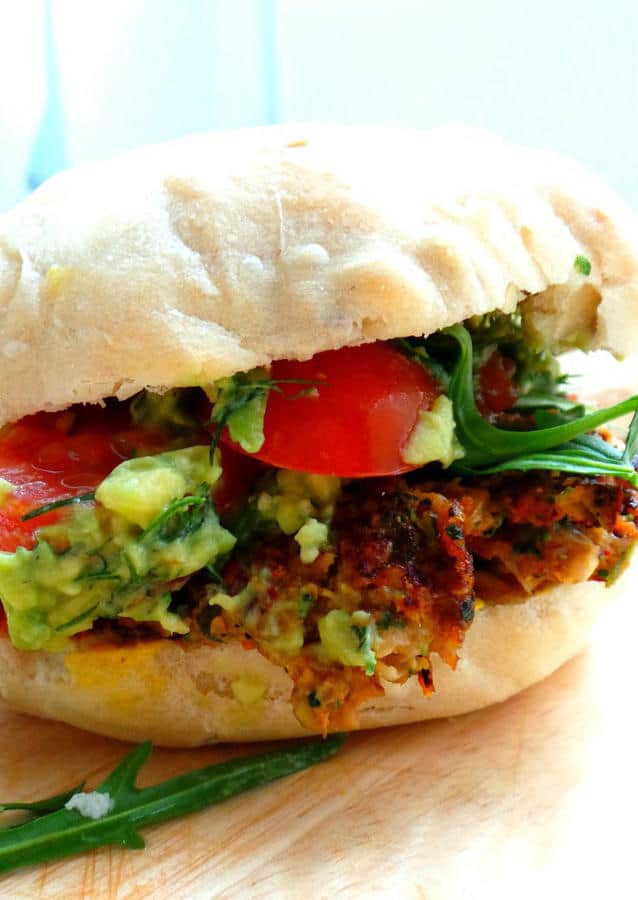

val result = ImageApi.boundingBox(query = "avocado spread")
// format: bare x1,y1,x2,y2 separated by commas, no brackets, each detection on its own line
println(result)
401,395,465,467
0,479,14,506
0,441,342,656
0,447,235,650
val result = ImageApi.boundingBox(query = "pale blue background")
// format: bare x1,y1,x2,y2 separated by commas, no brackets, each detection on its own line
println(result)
1,0,637,211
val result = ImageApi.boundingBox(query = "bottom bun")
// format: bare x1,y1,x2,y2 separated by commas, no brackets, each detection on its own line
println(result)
0,562,633,746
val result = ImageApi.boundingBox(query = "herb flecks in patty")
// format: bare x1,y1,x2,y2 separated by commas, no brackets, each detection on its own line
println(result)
202,470,638,730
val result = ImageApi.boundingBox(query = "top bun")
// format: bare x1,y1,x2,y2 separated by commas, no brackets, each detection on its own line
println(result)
1,124,637,428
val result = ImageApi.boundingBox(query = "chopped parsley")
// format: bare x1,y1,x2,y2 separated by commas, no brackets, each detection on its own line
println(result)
298,592,314,618
574,254,592,276
351,623,376,676
377,608,407,630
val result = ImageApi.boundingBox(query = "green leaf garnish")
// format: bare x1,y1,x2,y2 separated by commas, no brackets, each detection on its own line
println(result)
512,393,585,415
0,783,84,817
21,492,96,523
574,254,592,276
443,325,638,484
0,734,346,875
623,408,638,464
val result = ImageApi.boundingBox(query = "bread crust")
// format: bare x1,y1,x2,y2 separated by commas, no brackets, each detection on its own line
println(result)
0,562,630,746
1,125,638,428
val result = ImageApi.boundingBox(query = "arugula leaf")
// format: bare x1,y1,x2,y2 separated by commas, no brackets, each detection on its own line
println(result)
0,783,84,817
443,325,638,484
461,442,638,481
512,393,585,416
623,409,638,464
0,734,346,875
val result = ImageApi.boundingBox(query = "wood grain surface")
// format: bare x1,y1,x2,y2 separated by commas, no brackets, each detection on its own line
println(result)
0,585,635,900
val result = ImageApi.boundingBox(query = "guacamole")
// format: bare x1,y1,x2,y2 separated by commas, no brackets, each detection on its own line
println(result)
0,447,235,650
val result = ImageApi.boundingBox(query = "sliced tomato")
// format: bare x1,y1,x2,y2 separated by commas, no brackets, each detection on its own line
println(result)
0,410,168,553
477,349,517,415
224,343,441,477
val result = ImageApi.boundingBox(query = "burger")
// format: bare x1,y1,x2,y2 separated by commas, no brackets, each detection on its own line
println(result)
0,125,637,746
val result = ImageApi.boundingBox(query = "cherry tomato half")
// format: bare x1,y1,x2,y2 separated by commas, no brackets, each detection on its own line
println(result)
224,343,441,477
477,349,518,415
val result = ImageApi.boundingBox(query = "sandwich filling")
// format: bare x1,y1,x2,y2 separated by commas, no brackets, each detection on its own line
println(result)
1,282,638,731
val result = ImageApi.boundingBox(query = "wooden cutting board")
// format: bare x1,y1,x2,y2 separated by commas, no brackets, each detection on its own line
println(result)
0,585,635,900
